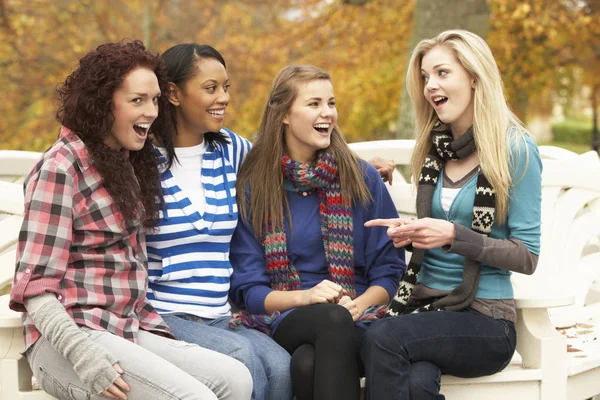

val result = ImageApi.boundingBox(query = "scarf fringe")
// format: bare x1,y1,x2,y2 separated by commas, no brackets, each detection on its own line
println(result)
230,304,387,335
229,310,282,335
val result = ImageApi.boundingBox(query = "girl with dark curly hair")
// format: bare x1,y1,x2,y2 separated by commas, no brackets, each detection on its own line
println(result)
9,40,252,400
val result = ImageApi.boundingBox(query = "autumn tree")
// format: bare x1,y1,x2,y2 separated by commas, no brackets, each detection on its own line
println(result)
1,0,598,150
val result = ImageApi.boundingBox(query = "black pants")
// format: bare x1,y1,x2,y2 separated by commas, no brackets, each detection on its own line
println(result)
273,303,365,400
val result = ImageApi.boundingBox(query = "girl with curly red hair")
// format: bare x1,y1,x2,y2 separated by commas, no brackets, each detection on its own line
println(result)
9,40,252,400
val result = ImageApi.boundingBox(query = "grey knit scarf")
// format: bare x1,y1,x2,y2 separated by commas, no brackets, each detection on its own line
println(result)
386,122,496,316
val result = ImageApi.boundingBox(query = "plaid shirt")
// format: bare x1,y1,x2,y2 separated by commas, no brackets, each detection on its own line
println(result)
10,127,172,350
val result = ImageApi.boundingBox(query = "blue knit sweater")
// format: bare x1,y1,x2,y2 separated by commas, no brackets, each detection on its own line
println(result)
229,162,406,318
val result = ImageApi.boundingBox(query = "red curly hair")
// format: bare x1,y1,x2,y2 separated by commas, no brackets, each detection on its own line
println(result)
56,40,172,228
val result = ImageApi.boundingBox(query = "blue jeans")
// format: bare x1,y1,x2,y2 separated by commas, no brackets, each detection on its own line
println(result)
361,308,516,400
162,313,293,400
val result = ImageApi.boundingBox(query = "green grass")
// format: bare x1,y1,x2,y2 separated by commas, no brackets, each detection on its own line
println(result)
551,119,594,145
538,141,595,155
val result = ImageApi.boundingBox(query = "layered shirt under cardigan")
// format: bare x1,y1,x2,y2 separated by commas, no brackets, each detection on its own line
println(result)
10,128,172,351
229,162,407,330
414,134,542,321
145,128,251,319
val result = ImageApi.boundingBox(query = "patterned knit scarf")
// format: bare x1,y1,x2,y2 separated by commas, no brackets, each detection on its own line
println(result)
267,150,357,296
386,123,496,316
230,150,384,334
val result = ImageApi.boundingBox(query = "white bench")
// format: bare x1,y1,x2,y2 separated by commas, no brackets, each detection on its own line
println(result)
2,144,600,400
349,141,600,400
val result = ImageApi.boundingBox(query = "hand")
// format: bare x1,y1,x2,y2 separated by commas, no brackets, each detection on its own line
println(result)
364,218,412,248
368,157,395,185
390,218,455,249
338,295,360,321
100,363,129,400
303,280,344,305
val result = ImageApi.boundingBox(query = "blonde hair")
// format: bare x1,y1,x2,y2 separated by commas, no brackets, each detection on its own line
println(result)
406,29,528,223
237,65,371,236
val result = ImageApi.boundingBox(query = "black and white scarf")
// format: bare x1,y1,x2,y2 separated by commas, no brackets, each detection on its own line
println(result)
386,122,496,316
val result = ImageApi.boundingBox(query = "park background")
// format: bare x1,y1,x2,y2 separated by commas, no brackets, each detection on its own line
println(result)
0,0,598,153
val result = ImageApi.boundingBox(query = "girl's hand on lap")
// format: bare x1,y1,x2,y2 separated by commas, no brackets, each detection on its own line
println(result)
338,295,360,321
101,363,130,400
304,279,344,305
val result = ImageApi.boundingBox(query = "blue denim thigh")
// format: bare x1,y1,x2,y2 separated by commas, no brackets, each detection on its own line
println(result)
207,316,293,400
362,309,516,400
162,313,268,400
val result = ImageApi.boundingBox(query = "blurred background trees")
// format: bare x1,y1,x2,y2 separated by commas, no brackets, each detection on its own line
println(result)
0,0,598,152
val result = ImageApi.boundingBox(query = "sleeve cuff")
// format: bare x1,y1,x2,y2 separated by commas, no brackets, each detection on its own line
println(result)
245,285,274,314
370,278,400,303
444,223,485,260
10,277,62,312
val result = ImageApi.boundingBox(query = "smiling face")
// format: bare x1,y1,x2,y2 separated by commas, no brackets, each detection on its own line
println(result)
169,57,229,147
105,67,161,151
283,79,338,163
421,44,475,136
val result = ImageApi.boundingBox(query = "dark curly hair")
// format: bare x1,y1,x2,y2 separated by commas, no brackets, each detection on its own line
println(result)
56,40,172,228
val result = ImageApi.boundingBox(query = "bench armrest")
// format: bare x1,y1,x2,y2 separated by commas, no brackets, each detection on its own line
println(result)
514,294,574,309
0,295,22,329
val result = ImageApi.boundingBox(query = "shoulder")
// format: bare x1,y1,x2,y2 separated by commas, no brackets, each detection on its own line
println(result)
507,126,542,184
220,127,252,149
508,126,538,155
40,137,82,176
23,138,81,194
358,159,383,189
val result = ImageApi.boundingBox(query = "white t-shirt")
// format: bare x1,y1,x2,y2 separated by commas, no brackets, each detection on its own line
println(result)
160,141,208,214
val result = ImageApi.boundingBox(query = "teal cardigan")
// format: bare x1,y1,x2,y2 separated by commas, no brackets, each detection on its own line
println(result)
418,133,542,299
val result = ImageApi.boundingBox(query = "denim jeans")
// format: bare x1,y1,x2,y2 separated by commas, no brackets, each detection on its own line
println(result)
162,313,293,400
27,329,252,400
361,308,516,400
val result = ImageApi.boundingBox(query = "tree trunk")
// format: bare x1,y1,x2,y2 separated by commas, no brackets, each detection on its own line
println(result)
395,0,490,138
142,0,153,49
592,84,599,153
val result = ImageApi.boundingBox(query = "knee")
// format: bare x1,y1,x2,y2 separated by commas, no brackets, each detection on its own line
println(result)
317,303,354,330
226,358,254,399
409,361,441,399
290,345,315,380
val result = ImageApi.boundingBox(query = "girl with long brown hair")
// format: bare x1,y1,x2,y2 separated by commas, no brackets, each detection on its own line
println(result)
229,64,406,400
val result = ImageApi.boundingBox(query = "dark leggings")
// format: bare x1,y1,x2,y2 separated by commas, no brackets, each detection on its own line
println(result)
272,303,365,400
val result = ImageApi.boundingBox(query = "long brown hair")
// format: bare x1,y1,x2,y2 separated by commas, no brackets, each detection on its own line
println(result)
237,65,371,237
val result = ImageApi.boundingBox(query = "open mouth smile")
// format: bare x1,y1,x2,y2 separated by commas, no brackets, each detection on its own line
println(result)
133,122,151,138
313,123,331,135
432,96,448,109
207,108,226,119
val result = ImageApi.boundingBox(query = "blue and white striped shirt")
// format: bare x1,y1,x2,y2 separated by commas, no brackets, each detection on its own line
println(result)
146,128,251,319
